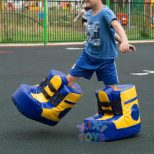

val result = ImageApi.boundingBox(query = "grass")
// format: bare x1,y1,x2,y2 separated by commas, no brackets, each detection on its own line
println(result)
1,26,154,43
0,27,85,43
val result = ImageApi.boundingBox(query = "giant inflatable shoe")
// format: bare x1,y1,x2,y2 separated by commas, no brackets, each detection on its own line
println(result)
84,85,141,141
12,70,82,126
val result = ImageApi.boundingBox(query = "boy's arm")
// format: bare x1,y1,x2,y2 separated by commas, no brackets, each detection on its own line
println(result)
112,20,135,52
115,33,121,43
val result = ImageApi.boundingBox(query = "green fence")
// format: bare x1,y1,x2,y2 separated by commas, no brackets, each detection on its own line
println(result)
0,0,154,44
47,0,85,43
110,2,154,40
0,0,44,43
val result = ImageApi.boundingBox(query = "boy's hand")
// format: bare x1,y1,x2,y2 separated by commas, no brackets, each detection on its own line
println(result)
119,42,136,53
128,44,136,52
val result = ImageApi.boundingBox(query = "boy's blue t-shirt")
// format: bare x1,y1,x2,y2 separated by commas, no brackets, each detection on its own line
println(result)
84,6,118,59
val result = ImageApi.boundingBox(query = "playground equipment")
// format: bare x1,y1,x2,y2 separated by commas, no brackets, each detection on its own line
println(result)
144,0,154,28
117,13,129,28
0,1,3,10
28,1,42,11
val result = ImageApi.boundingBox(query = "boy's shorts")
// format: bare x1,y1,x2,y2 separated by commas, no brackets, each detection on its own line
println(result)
69,51,119,85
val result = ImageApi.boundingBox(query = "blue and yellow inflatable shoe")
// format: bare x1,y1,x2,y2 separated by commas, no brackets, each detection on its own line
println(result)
84,85,141,141
12,70,82,126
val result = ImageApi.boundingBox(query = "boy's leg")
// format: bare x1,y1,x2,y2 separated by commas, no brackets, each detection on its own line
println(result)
96,59,119,88
93,59,119,117
68,64,94,87
109,85,120,90
66,74,79,87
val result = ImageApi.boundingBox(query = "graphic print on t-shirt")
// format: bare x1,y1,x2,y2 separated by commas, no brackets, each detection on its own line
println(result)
86,21,100,47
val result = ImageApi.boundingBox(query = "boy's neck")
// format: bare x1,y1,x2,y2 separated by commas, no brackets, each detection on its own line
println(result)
92,3,105,15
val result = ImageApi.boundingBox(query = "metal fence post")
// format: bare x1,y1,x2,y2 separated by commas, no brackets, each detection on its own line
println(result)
44,0,48,46
106,0,110,8
128,0,131,29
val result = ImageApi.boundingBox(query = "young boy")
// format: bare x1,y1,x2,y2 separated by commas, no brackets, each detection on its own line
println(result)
67,0,135,90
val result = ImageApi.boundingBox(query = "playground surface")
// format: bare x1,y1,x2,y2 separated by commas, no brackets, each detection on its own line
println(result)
0,43,154,154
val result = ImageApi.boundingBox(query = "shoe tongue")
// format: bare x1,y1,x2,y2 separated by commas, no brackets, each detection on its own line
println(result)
103,86,121,102
47,70,68,91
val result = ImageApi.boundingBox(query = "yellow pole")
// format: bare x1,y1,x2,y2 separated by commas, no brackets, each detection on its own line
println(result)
0,0,2,10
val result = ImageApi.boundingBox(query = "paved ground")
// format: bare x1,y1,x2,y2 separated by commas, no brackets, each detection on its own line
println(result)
0,43,154,154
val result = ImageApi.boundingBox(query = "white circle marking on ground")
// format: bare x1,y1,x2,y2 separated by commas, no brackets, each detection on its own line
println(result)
66,47,83,50
142,70,154,74
129,72,149,76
